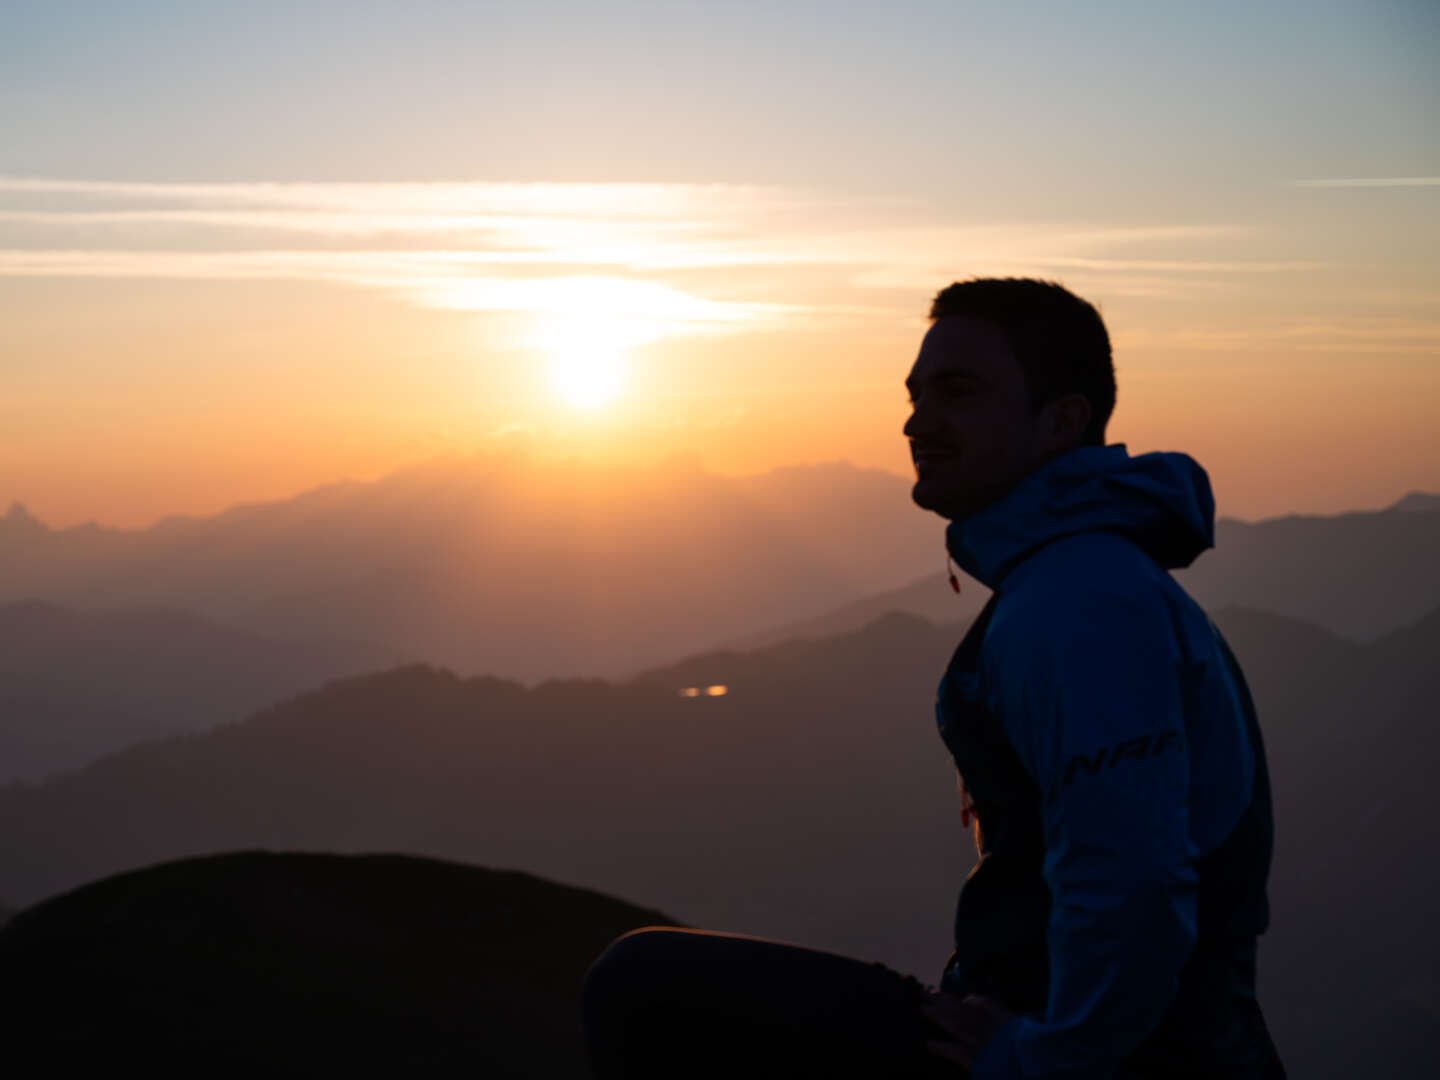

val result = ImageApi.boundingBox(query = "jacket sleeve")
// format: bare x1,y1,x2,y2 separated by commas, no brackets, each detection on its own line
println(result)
970,587,1199,1080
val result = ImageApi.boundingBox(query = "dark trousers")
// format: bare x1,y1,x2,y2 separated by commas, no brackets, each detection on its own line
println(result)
582,927,957,1079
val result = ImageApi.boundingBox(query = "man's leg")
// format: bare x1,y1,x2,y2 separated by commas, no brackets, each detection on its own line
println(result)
582,927,951,1079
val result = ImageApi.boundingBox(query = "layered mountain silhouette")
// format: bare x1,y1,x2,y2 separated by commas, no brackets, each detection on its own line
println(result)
5,459,1435,789
0,852,674,1074
1390,491,1440,513
0,602,1435,1076
18,464,1426,686
734,491,1440,648
0,456,939,683
1181,495,1440,640
0,600,405,782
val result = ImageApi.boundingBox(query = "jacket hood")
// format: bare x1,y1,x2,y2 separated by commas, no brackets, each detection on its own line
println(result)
944,444,1215,588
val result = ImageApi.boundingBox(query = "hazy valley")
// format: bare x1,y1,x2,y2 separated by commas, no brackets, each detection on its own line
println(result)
5,458,1439,782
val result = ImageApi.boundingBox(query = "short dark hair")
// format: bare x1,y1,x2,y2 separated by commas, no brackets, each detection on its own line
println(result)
929,278,1115,445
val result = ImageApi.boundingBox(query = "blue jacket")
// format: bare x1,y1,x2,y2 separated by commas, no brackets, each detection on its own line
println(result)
935,445,1279,1078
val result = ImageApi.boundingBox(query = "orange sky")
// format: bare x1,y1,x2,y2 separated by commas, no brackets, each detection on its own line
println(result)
4,5,1438,528
5,248,1435,528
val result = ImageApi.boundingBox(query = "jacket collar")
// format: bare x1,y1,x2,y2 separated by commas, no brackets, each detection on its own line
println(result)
944,444,1215,589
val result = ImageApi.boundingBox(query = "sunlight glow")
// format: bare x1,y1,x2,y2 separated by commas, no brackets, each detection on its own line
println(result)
533,310,650,411
549,338,625,410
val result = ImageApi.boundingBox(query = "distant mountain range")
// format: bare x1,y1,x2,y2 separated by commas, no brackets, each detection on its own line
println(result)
0,455,941,683
1390,491,1440,513
1,600,1435,1077
0,600,406,782
735,490,1440,648
0,852,673,1074
3,458,1435,784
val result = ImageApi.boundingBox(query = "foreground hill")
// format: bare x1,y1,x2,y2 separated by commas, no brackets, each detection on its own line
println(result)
0,455,938,681
735,492,1440,648
0,852,674,1074
0,600,405,782
0,605,1435,1075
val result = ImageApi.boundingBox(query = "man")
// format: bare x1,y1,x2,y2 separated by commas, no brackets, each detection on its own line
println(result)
582,278,1283,1079
911,278,1285,1077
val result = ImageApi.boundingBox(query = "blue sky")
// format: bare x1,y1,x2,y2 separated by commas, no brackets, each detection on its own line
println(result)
5,1,1435,197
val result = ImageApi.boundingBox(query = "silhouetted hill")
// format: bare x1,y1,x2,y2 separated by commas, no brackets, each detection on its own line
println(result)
0,852,674,1074
0,604,1434,1075
1184,494,1440,641
640,610,945,694
725,574,991,652
0,502,48,545
0,456,938,682
1390,491,1440,513
0,599,406,782
747,493,1440,646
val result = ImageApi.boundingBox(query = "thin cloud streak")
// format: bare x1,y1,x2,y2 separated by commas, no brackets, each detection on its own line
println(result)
1032,257,1323,273
1291,178,1440,188
0,176,930,221
0,209,722,239
0,250,804,330
1115,318,1440,355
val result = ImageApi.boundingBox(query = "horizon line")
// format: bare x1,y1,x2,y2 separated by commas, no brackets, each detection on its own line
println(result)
5,457,1434,535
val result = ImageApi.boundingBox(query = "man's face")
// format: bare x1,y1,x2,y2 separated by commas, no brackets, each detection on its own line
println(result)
903,315,1046,520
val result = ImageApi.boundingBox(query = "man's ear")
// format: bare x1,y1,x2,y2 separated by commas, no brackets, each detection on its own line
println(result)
1045,392,1092,451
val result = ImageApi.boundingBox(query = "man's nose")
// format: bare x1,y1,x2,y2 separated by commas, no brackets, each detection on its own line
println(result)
902,401,926,440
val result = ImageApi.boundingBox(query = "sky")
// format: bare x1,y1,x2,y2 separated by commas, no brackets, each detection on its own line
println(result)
3,0,1437,527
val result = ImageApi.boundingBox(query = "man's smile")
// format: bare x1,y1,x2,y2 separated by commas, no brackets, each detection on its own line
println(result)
910,445,959,468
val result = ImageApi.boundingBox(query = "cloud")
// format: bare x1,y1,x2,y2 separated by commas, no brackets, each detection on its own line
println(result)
0,177,1302,339
0,178,852,339
0,250,801,335
1114,318,1440,356
1291,178,1440,188
0,177,796,216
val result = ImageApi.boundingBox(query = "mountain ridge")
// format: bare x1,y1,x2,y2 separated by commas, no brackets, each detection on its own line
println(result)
9,476,1434,537
733,495,1440,648
0,456,941,683
0,598,408,783
9,458,1432,686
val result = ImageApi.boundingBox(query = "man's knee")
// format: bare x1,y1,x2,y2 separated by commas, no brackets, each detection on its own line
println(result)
583,926,688,1020
583,927,694,1077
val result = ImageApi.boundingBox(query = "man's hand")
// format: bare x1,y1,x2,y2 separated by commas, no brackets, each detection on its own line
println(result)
922,990,1015,1071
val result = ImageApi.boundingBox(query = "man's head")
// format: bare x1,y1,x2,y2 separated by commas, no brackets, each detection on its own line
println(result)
904,278,1115,520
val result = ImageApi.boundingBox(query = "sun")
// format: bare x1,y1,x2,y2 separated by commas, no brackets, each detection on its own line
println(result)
536,312,644,411
549,340,625,410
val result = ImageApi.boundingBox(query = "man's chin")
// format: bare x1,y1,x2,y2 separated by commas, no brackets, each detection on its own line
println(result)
912,475,1005,521
911,478,960,520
